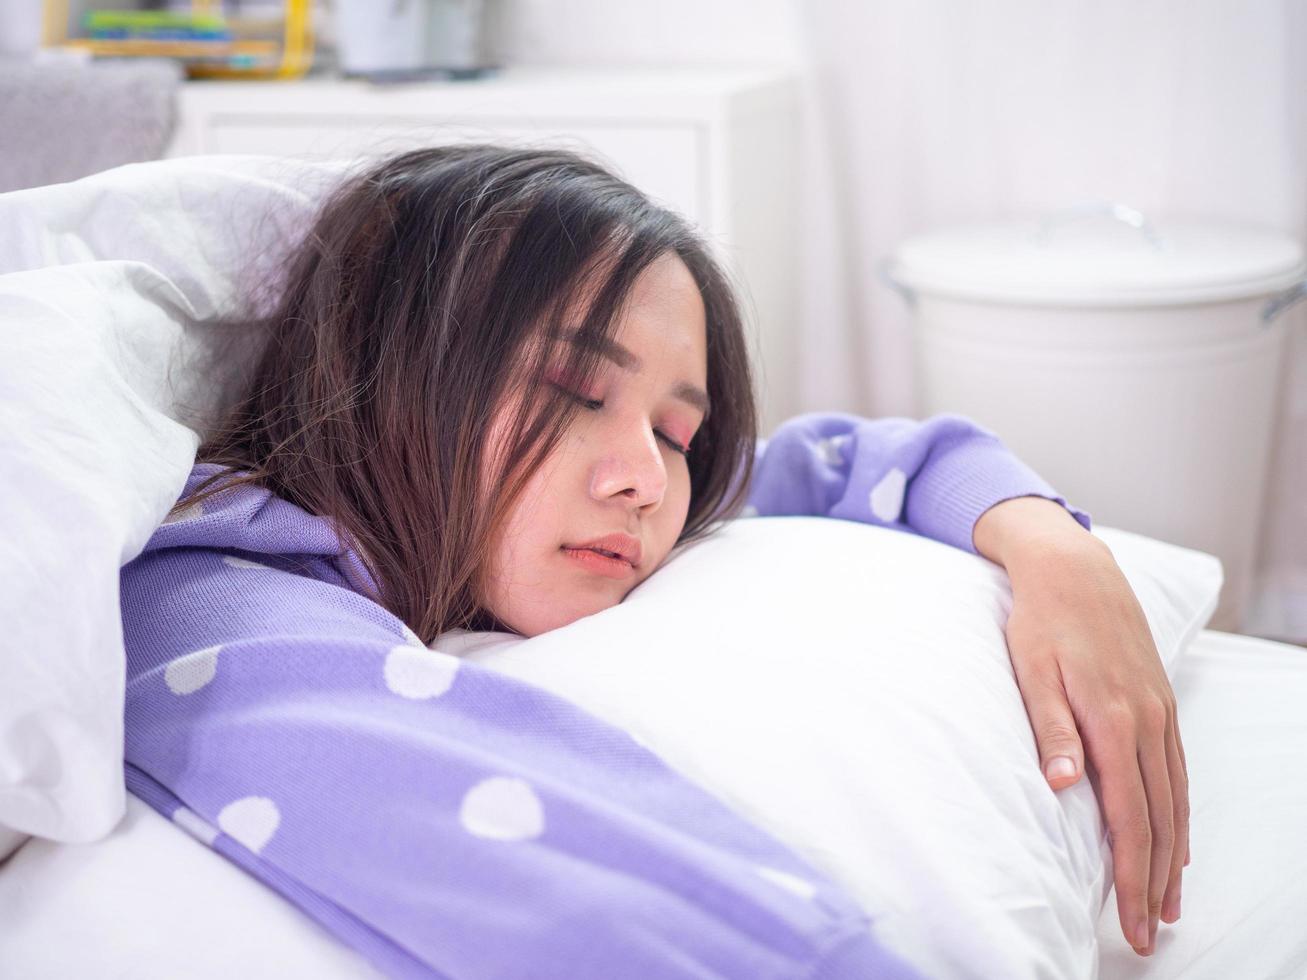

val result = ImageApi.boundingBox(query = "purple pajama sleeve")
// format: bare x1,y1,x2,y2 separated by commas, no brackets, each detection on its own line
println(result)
120,464,924,980
747,412,1092,550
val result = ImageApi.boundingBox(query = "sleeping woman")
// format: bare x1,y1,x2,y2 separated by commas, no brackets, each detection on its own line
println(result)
121,144,1186,976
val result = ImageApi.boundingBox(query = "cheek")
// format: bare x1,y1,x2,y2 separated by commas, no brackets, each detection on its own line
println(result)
481,448,577,606
656,467,694,545
480,499,545,629
490,469,553,572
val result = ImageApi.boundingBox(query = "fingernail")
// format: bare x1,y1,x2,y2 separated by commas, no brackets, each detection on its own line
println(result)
1135,919,1150,948
1045,756,1076,780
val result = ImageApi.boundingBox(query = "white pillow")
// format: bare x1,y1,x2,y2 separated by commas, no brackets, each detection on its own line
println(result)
0,156,347,850
435,517,1223,980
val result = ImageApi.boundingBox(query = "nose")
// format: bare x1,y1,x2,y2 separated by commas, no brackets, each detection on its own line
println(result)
589,418,668,512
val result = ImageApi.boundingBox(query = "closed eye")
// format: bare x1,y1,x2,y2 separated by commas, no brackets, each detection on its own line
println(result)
657,431,690,456
550,382,691,456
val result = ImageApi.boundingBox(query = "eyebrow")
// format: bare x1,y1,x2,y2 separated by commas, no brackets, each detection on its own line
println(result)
558,329,711,417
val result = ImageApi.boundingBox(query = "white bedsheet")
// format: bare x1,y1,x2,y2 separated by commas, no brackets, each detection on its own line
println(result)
1095,630,1307,979
2,628,1304,979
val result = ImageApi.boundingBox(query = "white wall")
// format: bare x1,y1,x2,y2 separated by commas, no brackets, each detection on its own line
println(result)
483,0,801,68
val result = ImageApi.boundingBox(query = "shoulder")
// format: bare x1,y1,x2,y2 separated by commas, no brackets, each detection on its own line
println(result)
148,463,344,559
121,463,416,676
121,542,421,688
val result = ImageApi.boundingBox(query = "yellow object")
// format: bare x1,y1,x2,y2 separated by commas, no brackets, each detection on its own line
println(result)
45,0,314,80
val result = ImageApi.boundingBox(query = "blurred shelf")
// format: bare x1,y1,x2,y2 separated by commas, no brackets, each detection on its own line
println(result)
43,0,312,79
62,39,279,58
173,65,800,122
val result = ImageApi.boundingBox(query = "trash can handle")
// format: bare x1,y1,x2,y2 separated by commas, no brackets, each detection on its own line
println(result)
1035,201,1164,251
879,256,916,307
1262,277,1307,326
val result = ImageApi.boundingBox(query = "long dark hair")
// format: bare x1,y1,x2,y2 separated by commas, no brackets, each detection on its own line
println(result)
176,144,757,641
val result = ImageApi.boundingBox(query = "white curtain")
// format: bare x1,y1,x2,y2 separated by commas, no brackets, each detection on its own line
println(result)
494,0,1307,641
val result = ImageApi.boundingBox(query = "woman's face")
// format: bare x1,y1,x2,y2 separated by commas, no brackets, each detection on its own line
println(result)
482,252,710,637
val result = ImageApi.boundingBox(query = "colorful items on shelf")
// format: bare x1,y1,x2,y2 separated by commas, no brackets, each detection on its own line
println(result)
45,0,313,79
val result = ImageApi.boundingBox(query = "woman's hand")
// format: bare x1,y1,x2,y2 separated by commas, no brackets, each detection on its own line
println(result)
973,497,1190,958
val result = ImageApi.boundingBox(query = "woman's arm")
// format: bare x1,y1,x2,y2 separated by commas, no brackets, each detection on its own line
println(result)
746,412,1093,552
747,413,1184,958
971,497,1189,958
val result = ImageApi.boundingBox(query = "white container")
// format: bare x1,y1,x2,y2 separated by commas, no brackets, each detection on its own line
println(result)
334,0,429,75
333,0,486,76
884,203,1307,632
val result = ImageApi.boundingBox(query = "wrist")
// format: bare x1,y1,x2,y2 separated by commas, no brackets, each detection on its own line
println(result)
973,495,1103,570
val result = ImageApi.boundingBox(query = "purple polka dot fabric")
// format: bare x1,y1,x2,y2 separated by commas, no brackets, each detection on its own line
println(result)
748,412,1090,547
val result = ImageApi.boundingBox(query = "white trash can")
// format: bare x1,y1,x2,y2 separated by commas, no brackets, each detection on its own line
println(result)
884,203,1307,633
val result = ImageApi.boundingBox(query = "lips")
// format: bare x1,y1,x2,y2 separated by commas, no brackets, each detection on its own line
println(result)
563,532,642,569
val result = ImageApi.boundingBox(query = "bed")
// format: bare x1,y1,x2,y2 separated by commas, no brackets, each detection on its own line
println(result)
4,155,1306,979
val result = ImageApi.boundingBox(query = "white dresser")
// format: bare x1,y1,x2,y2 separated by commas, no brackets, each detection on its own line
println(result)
167,66,800,430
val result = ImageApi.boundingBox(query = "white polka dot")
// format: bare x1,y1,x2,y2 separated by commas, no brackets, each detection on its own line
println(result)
741,504,759,518
172,806,219,846
815,434,851,467
162,501,205,525
384,645,459,699
869,467,906,522
459,776,545,841
755,865,818,900
217,796,280,853
223,554,270,570
165,644,221,695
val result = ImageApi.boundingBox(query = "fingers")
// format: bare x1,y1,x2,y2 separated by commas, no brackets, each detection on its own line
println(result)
1009,646,1085,790
1162,706,1189,923
1136,702,1174,955
1175,716,1191,868
1091,720,1154,955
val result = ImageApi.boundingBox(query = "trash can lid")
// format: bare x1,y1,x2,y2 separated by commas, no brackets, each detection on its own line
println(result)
886,207,1306,307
